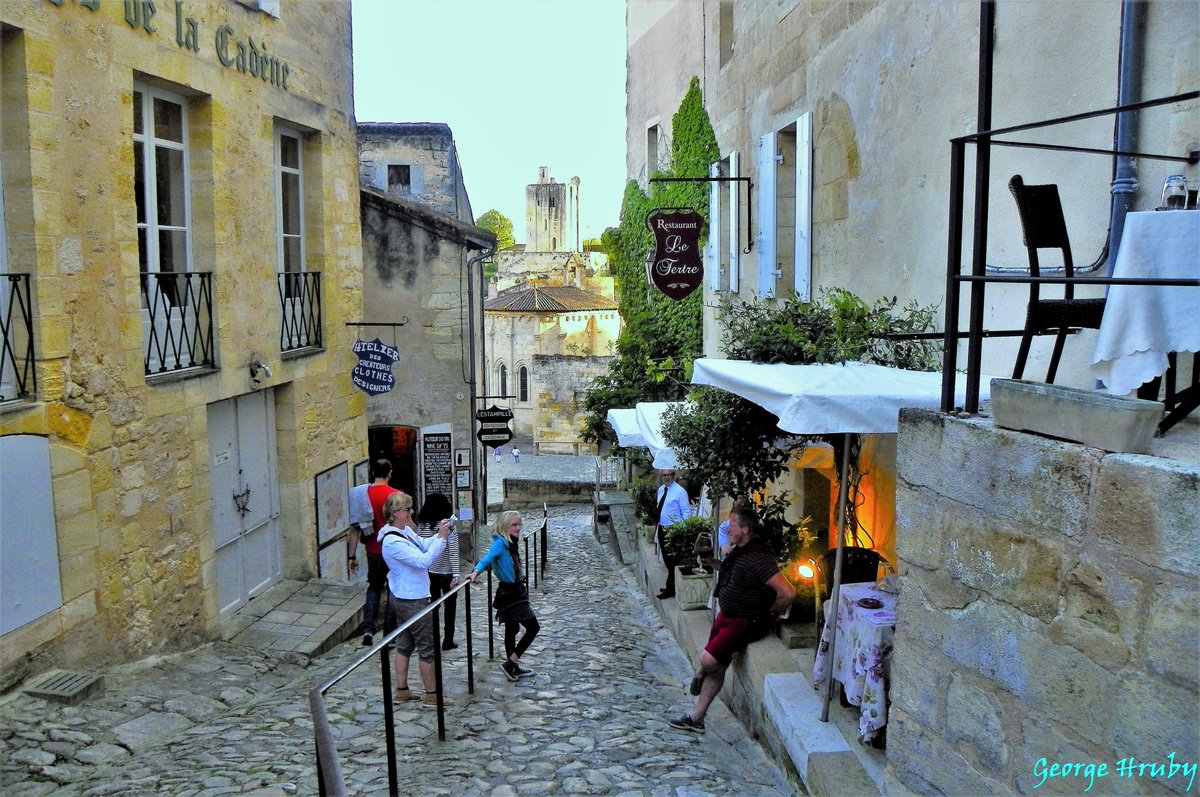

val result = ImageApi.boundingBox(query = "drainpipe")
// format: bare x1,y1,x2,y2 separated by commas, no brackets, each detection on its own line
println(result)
466,240,494,537
1106,0,1146,279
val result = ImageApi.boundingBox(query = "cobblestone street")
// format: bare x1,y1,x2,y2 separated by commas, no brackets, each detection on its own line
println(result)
1,505,799,797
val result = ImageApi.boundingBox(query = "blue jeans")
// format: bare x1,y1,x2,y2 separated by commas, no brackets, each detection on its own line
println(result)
362,553,393,634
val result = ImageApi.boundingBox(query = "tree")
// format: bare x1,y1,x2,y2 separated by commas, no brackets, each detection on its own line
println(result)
660,289,941,554
581,76,719,444
475,209,515,280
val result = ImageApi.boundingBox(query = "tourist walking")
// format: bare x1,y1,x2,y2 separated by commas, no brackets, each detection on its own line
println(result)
467,510,539,681
380,491,456,707
511,445,521,463
348,459,398,646
414,493,461,650
669,504,794,734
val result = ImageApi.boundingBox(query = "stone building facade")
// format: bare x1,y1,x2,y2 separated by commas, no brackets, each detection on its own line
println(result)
484,287,619,453
629,0,1197,387
0,0,364,688
626,2,1198,793
357,123,492,547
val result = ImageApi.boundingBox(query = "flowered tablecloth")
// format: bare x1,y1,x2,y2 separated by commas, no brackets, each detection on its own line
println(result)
812,581,897,743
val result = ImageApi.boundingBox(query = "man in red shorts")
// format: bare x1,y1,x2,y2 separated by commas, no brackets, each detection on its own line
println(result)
668,504,795,734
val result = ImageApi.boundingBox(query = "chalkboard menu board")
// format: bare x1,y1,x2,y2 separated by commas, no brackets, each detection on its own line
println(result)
422,432,453,502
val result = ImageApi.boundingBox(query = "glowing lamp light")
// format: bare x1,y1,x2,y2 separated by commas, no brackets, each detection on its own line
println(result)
797,563,816,580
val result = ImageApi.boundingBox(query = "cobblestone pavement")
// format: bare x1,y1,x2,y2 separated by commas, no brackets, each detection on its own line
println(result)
1,506,799,797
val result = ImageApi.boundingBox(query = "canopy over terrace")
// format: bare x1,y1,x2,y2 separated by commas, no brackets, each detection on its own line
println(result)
605,408,645,449
690,358,995,721
605,403,682,470
635,402,681,470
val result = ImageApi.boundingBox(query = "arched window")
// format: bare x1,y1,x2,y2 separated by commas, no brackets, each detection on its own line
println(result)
499,364,508,398
518,365,529,403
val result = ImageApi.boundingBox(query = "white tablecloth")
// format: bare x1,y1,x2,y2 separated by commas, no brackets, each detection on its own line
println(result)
1092,211,1200,395
812,581,896,743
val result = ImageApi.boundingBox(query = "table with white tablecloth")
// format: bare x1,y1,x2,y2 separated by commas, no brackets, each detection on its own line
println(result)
1092,210,1200,396
812,581,897,743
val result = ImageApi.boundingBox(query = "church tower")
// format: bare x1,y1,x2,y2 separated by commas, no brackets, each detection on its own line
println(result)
525,167,580,252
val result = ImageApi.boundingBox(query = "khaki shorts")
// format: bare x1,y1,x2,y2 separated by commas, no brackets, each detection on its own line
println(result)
388,596,435,662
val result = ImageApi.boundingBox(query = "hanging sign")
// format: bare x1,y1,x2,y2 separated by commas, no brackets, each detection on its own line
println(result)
647,208,704,301
351,338,399,395
475,405,514,447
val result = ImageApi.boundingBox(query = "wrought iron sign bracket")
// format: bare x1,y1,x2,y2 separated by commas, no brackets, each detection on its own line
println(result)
649,176,754,254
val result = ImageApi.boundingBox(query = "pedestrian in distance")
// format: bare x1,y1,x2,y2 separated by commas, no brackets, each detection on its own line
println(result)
414,493,461,650
511,445,521,463
495,446,502,463
467,510,539,682
654,468,693,599
348,459,398,646
379,491,456,707
669,504,795,734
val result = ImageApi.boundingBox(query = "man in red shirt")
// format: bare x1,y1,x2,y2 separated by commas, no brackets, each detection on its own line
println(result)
348,459,397,646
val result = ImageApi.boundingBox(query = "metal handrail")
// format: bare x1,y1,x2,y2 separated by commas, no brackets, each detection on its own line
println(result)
310,578,474,797
940,90,1200,417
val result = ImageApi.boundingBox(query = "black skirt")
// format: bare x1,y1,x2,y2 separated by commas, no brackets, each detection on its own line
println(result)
493,581,536,624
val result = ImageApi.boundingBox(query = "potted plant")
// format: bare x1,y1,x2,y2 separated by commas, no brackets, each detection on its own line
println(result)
630,473,660,542
663,516,716,610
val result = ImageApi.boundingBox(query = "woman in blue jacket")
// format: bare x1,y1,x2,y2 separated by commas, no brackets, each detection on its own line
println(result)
468,510,539,682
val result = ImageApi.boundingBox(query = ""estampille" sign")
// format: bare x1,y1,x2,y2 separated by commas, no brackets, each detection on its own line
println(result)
646,209,704,301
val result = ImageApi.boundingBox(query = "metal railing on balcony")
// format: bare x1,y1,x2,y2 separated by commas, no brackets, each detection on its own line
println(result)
1,273,35,402
939,91,1200,434
141,271,215,376
279,271,322,352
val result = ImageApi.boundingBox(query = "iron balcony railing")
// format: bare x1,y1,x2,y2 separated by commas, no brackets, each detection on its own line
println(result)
939,90,1200,434
1,273,36,402
279,271,322,352
140,271,215,377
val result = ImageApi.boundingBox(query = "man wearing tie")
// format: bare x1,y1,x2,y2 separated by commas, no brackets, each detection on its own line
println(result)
654,469,692,599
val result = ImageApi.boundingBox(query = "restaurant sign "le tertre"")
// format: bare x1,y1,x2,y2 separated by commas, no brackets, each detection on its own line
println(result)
646,209,703,301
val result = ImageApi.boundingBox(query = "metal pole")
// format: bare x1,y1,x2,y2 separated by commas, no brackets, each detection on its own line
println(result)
380,646,398,796
464,581,475,694
487,570,494,659
965,0,996,415
820,435,853,723
942,140,967,412
431,604,445,741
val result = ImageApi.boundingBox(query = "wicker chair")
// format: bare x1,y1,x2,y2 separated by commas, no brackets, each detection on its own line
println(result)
1008,174,1107,384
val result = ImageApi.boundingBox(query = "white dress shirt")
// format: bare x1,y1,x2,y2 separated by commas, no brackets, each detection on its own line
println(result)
381,524,447,599
657,481,692,527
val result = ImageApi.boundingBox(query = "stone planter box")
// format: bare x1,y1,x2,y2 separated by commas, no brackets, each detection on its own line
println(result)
991,378,1162,454
674,566,712,611
639,524,657,542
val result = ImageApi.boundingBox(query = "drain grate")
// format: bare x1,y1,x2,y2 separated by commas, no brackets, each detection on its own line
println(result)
23,669,104,705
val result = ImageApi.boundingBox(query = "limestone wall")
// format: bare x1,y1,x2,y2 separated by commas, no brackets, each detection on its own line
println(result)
887,410,1199,795
0,0,365,688
532,354,613,455
627,0,1199,387
357,123,471,221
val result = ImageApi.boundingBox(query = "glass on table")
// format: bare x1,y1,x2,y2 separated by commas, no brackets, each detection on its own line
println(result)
1160,175,1188,210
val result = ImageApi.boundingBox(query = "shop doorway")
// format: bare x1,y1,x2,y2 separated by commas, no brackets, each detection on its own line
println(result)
368,425,418,498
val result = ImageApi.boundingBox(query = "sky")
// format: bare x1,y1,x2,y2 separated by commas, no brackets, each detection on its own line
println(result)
351,0,628,244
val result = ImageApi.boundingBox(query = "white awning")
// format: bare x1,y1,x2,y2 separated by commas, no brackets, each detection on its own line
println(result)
691,358,992,435
635,401,681,470
606,408,645,448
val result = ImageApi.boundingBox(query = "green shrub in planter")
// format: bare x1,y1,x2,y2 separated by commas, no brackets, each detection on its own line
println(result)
663,516,716,573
